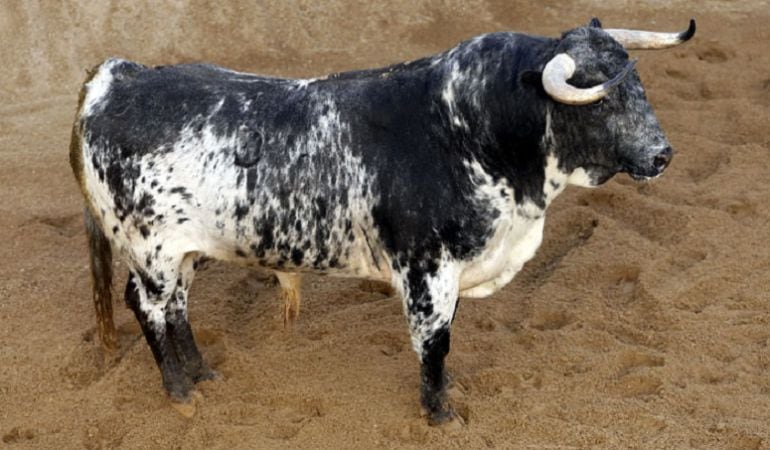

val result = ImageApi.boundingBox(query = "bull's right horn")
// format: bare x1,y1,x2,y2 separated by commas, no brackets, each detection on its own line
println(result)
542,53,636,105
605,19,696,50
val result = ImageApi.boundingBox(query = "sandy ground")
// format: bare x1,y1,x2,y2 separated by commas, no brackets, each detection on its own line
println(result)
2,0,770,448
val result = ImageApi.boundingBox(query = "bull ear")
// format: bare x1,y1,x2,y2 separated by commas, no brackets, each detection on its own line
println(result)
519,70,546,96
588,17,603,28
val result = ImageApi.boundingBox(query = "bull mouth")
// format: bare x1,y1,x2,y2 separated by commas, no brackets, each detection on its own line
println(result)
623,162,668,181
627,172,660,182
580,163,622,186
623,163,669,181
584,164,664,184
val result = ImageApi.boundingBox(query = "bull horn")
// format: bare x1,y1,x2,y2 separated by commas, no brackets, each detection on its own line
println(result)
605,19,696,50
542,53,636,105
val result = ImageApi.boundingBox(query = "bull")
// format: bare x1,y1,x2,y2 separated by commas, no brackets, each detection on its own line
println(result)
70,18,695,424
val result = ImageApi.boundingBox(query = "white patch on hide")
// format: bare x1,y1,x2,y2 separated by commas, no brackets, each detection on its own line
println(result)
567,167,595,187
83,58,123,116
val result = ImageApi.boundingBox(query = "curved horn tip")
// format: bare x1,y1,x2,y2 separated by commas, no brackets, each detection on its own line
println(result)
621,59,637,77
679,19,696,42
602,59,637,90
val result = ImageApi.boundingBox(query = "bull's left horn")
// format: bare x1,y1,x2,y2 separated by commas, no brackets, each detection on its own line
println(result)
605,19,696,50
542,53,636,105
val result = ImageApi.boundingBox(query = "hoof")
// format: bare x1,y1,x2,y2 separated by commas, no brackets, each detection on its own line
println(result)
428,409,455,426
167,388,191,404
165,379,194,403
169,390,202,418
422,404,464,427
170,399,196,418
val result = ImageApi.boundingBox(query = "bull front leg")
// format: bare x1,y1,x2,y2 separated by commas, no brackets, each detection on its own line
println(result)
397,260,461,425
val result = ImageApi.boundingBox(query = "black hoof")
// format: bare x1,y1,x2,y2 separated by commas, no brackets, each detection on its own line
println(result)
164,375,194,403
166,386,192,403
427,405,459,426
169,390,202,418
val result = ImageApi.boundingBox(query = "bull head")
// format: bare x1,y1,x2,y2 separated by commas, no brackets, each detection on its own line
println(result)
541,19,696,184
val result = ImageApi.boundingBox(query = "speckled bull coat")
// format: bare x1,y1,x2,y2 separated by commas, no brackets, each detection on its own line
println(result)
71,21,682,423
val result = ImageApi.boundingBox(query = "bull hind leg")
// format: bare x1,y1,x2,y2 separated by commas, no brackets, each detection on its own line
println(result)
165,255,216,383
275,271,301,328
397,261,461,425
124,270,192,401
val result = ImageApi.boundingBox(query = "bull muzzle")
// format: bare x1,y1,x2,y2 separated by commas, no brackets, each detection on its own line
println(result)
626,146,674,180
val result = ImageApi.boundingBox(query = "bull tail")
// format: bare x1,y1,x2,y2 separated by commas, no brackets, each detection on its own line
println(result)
84,206,118,350
71,64,118,350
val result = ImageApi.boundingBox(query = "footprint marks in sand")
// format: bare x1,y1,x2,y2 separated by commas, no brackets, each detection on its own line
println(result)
59,322,142,390
195,328,229,369
605,266,644,306
694,41,734,65
62,317,321,442
528,309,574,331
668,248,707,273
2,428,35,445
577,190,688,246
609,350,666,398
684,148,731,183
379,381,473,443
610,373,664,398
666,40,736,101
366,329,408,356
617,350,665,377
700,193,762,225
518,209,598,288
23,213,82,238
223,395,327,440
60,324,227,394
462,368,527,398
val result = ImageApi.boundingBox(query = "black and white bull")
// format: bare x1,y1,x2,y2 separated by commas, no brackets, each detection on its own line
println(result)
70,19,695,424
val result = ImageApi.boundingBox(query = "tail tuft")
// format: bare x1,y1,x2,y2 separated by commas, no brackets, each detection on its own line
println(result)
275,272,301,330
84,208,118,350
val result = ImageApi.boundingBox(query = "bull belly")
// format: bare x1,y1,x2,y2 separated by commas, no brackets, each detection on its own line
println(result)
196,215,393,282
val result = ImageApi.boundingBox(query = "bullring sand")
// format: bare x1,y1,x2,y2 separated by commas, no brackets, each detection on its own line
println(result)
1,0,769,448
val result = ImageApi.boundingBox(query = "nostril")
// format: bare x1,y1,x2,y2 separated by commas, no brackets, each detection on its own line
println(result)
653,147,673,170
